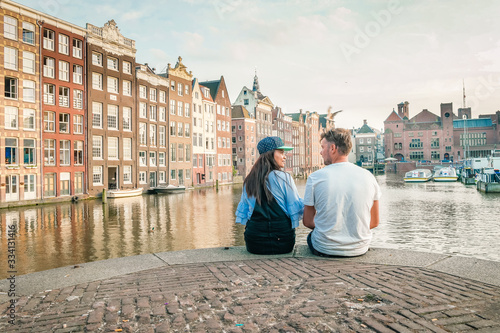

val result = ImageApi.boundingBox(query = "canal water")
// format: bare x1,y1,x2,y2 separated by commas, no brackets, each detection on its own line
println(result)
1,172,499,279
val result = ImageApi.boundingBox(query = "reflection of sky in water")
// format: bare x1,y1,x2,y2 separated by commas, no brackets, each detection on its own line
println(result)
1,172,499,278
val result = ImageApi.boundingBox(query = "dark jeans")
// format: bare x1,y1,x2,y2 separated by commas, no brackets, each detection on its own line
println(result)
307,232,365,258
244,220,295,255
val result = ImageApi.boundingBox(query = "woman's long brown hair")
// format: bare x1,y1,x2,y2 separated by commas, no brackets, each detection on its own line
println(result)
243,150,281,205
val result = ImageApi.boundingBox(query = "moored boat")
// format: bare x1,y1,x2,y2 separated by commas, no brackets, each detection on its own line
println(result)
107,188,143,198
433,167,458,182
476,168,500,193
404,169,432,182
460,167,476,185
153,184,186,194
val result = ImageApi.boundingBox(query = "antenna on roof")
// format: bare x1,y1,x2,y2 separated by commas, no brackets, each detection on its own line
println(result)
463,79,466,108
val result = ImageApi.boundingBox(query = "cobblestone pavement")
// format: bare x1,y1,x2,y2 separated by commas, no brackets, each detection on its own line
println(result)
1,257,500,332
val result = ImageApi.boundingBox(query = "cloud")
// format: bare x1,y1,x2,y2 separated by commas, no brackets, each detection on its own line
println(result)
121,10,145,21
329,7,355,30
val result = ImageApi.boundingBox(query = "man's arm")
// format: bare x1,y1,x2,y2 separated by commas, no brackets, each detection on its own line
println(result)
370,200,380,229
303,205,316,229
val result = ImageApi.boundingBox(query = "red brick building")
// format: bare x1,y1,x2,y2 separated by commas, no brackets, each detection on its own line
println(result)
231,105,256,177
40,21,86,198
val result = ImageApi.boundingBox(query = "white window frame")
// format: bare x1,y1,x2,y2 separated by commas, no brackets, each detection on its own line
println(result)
73,114,83,134
92,52,102,66
123,138,132,160
4,106,18,130
107,57,118,71
59,60,70,81
92,72,103,90
73,39,83,58
4,16,18,40
23,80,36,103
4,47,18,70
43,29,55,50
107,105,119,130
73,89,83,109
123,165,132,184
43,57,55,78
108,137,119,160
123,107,132,131
107,76,119,94
23,51,35,74
92,102,103,128
58,34,69,55
93,166,103,185
23,109,35,130
92,136,103,159
73,64,83,84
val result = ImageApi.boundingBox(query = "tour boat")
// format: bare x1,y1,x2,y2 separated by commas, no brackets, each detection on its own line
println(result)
403,169,433,182
433,167,458,182
107,188,143,198
153,184,186,194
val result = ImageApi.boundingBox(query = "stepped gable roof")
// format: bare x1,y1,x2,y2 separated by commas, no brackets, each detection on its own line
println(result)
232,105,251,119
384,110,403,122
357,124,375,134
199,79,220,101
409,109,440,123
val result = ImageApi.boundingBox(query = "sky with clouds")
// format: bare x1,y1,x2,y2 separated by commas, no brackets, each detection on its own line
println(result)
16,0,500,130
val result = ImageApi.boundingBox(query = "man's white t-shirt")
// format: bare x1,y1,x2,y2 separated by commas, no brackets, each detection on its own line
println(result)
303,162,382,256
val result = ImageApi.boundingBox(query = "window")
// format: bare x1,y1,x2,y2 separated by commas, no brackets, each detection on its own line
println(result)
23,80,35,102
73,64,83,84
123,138,132,160
23,109,35,130
92,52,102,66
139,151,148,166
73,39,82,58
139,102,147,118
139,151,147,166
74,172,83,194
22,22,35,44
185,145,191,162
107,76,118,93
60,60,71,80
178,83,183,96
44,139,56,165
4,47,17,70
44,111,55,132
184,84,189,95
185,123,190,137
170,122,176,136
4,16,17,40
60,140,70,165
123,61,131,74
123,166,132,184
107,105,118,130
177,122,183,137
150,105,157,121
23,51,35,74
93,166,103,185
139,123,147,145
244,99,249,105
159,152,166,166
73,115,83,134
4,106,18,129
185,103,190,117
58,34,69,54
170,169,176,180
5,77,18,99
171,80,175,91
43,83,55,104
92,72,103,90
5,138,18,165
159,126,166,146
149,151,156,166
149,124,157,146
24,174,36,199
59,113,70,133
170,143,176,162
139,85,147,99
159,90,166,103
43,57,55,77
123,107,132,131
170,100,176,114
59,87,70,107
178,144,184,162
92,102,102,128
44,174,56,197
43,29,55,50
108,137,119,159
73,89,83,109
107,57,118,71
92,136,102,159
139,171,146,184
177,101,183,116
123,80,132,96
150,88,157,102
159,106,166,122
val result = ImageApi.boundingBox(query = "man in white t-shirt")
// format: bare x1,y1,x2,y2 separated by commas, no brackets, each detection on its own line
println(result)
303,128,381,257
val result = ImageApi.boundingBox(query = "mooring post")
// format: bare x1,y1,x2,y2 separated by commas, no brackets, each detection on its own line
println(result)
102,189,107,204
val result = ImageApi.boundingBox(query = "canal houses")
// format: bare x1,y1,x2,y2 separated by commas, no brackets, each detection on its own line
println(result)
198,82,217,186
135,63,169,190
85,20,137,196
40,20,86,199
191,78,204,186
1,1,40,203
231,105,256,177
200,76,232,184
160,57,193,187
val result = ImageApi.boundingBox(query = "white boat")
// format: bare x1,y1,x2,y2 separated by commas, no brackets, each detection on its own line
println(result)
433,167,458,182
404,169,432,182
476,168,500,193
153,184,186,194
107,188,143,198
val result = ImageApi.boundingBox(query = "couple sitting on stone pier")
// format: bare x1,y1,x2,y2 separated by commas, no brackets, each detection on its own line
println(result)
235,129,381,257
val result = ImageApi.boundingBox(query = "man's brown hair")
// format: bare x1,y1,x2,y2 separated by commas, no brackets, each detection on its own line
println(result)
320,128,352,156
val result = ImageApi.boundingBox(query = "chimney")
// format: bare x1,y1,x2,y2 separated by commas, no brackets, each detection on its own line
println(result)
363,119,367,125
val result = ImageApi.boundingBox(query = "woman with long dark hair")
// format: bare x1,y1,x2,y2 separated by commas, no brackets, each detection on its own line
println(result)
235,136,304,254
